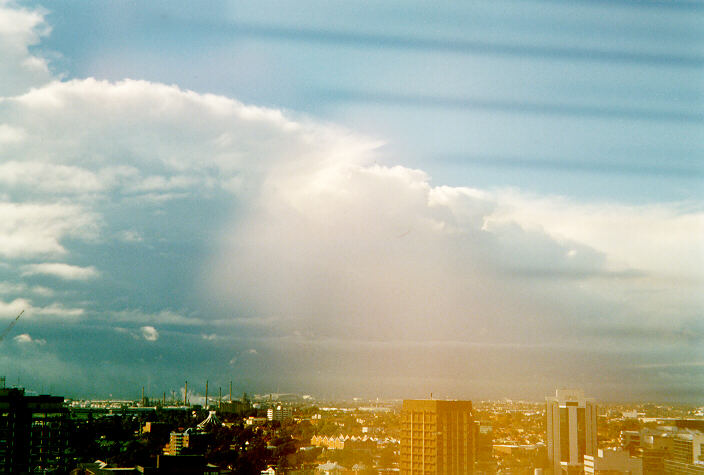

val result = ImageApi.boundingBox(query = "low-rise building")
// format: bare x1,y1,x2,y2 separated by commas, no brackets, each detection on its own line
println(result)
310,434,377,450
244,416,268,426
163,429,209,455
267,404,293,422
584,448,642,475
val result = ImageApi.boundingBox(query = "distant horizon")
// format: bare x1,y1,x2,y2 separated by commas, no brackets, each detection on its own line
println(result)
5,381,704,407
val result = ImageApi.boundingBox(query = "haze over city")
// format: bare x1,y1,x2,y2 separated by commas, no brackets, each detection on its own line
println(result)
0,0,702,402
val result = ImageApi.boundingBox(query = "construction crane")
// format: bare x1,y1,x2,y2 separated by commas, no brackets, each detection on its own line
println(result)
0,310,24,343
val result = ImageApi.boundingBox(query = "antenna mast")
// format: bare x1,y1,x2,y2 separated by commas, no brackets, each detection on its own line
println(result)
0,310,24,343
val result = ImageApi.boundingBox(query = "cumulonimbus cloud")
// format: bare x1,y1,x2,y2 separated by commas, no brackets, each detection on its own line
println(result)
0,1,701,398
207,151,703,347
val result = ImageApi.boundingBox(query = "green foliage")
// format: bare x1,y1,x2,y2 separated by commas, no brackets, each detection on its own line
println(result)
326,447,373,469
66,405,403,473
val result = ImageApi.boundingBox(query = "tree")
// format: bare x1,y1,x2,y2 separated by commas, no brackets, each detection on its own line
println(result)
379,446,397,468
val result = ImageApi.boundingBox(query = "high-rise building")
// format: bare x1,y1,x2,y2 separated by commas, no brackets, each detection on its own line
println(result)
546,389,597,475
400,399,475,474
0,387,69,473
642,447,668,475
663,430,704,475
475,421,497,474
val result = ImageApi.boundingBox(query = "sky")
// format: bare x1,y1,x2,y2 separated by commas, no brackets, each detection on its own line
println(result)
0,0,702,402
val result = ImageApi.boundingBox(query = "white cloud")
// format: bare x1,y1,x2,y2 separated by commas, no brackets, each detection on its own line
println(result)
0,202,99,259
0,281,26,294
486,191,704,281
117,230,143,243
0,298,83,319
0,123,25,143
22,263,99,280
0,161,107,193
30,286,55,297
127,174,199,193
140,326,159,342
1,78,375,195
13,333,45,345
32,303,84,317
110,309,197,326
0,1,52,96
0,297,29,318
0,281,54,298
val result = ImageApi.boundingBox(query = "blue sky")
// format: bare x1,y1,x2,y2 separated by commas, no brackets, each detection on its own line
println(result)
0,0,702,402
39,0,703,200
36,0,703,201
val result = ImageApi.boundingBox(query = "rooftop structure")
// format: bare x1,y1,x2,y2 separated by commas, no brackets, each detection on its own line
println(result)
197,411,222,431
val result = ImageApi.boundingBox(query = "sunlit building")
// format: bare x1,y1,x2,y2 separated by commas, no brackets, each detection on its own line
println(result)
584,448,642,475
663,430,704,475
400,399,475,474
546,389,597,475
163,428,209,455
642,447,669,475
267,404,292,422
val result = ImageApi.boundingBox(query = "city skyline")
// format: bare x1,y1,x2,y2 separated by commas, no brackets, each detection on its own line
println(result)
0,1,702,402
3,383,702,474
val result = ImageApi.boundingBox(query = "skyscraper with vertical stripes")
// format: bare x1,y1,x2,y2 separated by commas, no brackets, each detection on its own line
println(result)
401,399,475,474
546,389,597,475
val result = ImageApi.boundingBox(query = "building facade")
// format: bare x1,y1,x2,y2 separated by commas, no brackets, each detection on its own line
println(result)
583,448,642,475
163,429,209,455
546,389,597,475
267,404,292,422
0,387,69,473
663,431,704,475
400,399,474,474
